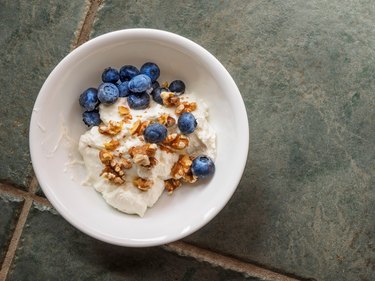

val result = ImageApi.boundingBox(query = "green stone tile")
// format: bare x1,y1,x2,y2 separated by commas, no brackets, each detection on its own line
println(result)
8,205,258,281
0,194,23,263
93,1,375,280
35,184,45,198
0,0,88,189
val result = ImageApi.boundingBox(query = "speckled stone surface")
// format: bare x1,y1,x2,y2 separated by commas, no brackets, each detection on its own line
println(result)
0,195,23,264
8,205,259,281
93,1,375,280
0,0,87,189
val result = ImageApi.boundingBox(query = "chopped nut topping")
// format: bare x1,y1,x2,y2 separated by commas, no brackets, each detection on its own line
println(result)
159,145,174,153
133,177,153,191
160,92,180,107
118,106,133,123
163,133,189,150
99,120,123,136
129,119,150,136
101,167,125,185
164,179,182,194
170,154,197,183
157,114,176,127
103,139,120,151
99,149,114,165
99,150,131,185
110,157,132,170
128,143,157,157
175,101,197,115
128,144,158,168
118,105,130,115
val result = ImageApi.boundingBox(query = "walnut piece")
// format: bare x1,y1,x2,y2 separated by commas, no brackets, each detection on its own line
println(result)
163,133,189,150
99,120,123,136
157,114,176,127
103,139,120,151
128,144,158,168
129,119,150,136
164,179,182,194
101,166,125,185
133,177,153,191
170,154,197,183
99,149,114,165
160,92,180,107
175,101,197,115
118,106,133,123
99,149,132,185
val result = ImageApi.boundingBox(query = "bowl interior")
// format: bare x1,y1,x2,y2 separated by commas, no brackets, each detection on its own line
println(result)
30,29,248,246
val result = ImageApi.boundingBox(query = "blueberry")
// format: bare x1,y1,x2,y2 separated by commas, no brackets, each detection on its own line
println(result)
191,156,215,179
128,74,152,93
79,88,99,111
127,92,150,109
144,123,168,143
82,110,101,127
97,83,119,104
119,65,139,82
169,80,185,95
101,67,119,83
151,87,168,105
152,80,160,90
140,62,160,82
117,81,130,97
177,112,197,134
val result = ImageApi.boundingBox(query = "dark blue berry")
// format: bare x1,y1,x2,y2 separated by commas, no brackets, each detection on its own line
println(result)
177,112,197,134
97,83,119,104
82,110,101,127
79,88,99,111
144,123,168,143
128,74,152,93
101,67,119,83
169,80,185,95
152,81,160,90
140,62,160,82
191,156,215,178
117,81,130,97
119,65,139,82
151,87,168,105
127,92,150,110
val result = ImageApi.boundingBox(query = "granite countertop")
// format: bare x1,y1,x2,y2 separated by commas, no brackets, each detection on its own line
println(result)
0,1,374,281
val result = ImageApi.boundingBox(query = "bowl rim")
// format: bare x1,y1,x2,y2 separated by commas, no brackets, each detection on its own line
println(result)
29,28,249,247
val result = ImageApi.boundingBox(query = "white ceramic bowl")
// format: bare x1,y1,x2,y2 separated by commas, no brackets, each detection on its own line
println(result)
29,29,248,247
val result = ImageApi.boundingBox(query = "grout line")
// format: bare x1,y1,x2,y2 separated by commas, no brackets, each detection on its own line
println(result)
28,176,38,194
71,0,103,49
0,198,33,281
162,242,303,281
0,183,52,208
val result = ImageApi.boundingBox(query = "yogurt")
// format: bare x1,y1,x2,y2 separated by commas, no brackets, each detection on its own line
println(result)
79,93,216,216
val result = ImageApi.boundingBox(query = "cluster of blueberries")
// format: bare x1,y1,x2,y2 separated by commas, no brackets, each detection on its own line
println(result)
78,62,214,178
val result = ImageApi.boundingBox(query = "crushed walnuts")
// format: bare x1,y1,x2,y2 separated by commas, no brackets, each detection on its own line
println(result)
129,119,150,136
164,178,182,194
128,143,158,168
170,154,197,183
133,177,153,191
103,139,120,151
118,106,132,123
160,92,180,107
99,120,123,136
175,101,197,115
157,114,176,127
99,149,132,185
163,133,189,150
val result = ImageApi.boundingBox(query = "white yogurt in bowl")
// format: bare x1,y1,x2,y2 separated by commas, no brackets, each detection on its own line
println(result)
79,93,216,217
